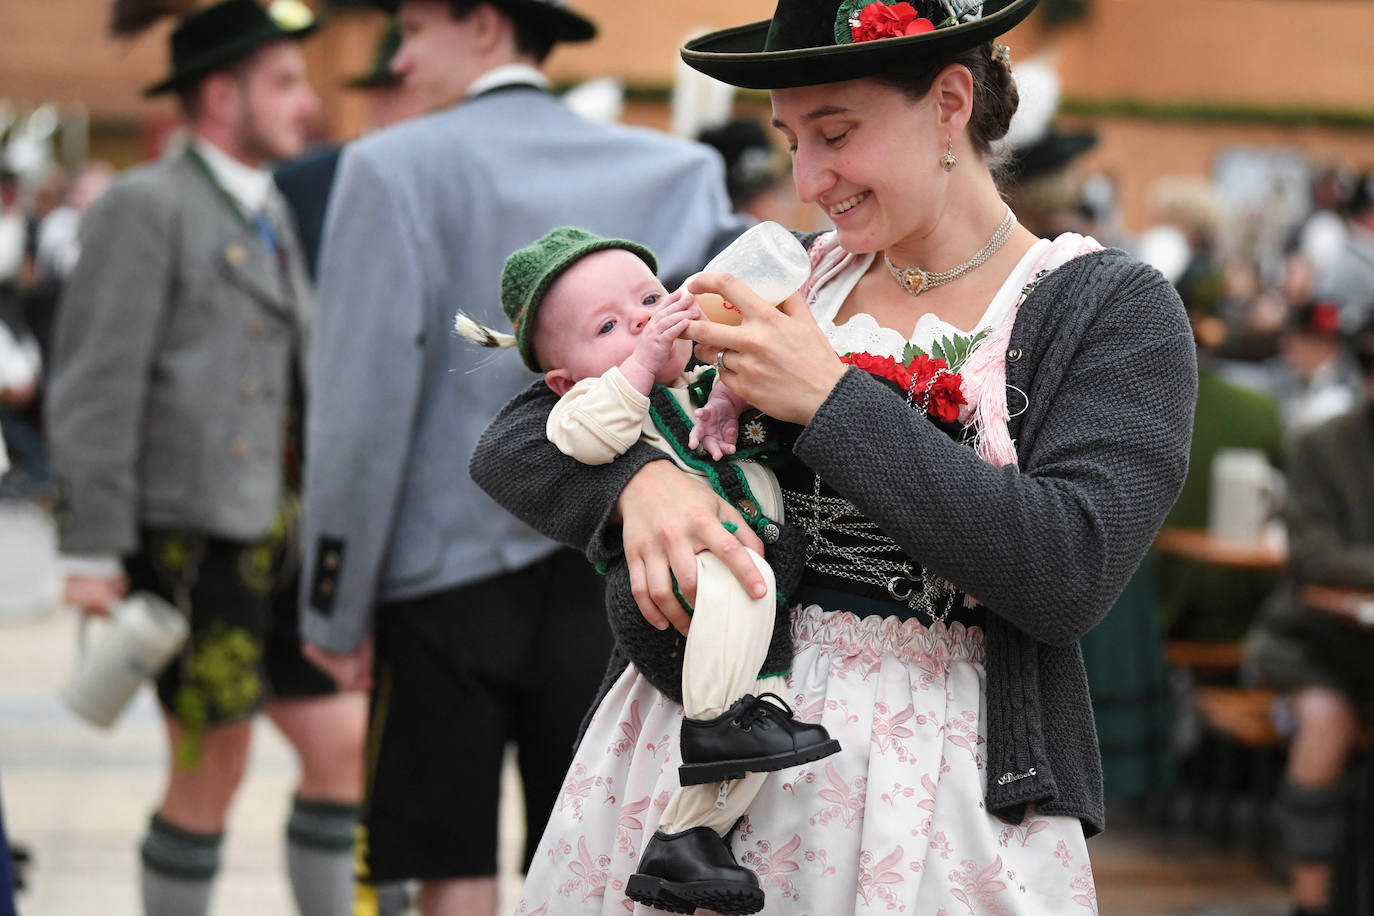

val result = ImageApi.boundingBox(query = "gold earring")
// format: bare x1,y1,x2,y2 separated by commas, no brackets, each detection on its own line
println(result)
941,139,958,172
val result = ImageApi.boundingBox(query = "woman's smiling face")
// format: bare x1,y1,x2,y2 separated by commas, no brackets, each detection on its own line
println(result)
771,78,943,253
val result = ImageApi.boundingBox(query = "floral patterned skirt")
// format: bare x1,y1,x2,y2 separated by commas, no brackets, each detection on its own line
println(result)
517,604,1098,915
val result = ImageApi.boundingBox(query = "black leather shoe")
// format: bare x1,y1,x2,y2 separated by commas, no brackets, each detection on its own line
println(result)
625,827,764,915
678,692,840,785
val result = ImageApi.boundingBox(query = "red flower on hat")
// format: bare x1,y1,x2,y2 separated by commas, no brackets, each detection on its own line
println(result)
852,2,934,42
1311,301,1341,335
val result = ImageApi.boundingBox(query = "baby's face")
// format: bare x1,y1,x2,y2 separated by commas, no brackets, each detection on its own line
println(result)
535,248,693,384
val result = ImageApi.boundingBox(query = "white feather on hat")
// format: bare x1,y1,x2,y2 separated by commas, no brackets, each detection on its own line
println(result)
453,313,516,350
671,29,737,139
1001,54,1062,154
562,77,625,124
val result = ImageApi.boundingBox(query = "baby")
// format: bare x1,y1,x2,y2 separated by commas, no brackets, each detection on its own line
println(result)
459,227,838,916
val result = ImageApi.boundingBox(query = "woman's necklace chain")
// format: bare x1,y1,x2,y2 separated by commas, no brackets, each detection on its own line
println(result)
884,205,1017,297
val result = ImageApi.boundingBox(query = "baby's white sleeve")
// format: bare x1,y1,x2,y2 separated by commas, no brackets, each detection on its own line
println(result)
546,367,653,465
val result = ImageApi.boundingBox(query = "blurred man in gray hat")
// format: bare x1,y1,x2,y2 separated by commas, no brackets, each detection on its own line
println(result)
46,3,368,914
298,0,749,912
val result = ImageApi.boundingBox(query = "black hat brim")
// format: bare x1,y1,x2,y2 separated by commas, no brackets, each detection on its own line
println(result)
344,72,401,89
1009,129,1097,181
365,0,595,43
144,19,319,96
681,0,1039,90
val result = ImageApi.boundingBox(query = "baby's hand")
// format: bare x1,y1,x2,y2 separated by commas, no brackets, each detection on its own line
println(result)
689,398,740,460
628,292,700,376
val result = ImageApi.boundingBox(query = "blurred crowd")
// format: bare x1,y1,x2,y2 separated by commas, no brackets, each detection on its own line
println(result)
0,159,115,495
1040,154,1374,916
7,132,1374,503
1,3,1372,915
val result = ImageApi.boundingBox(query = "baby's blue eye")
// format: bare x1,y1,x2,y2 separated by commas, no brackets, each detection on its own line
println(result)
642,293,661,307
598,320,616,335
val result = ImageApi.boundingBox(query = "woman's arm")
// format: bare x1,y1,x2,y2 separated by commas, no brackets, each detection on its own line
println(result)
469,381,768,633
470,380,657,563
686,256,1195,646
796,266,1196,646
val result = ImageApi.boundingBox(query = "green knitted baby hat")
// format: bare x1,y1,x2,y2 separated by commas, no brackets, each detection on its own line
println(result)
500,226,658,371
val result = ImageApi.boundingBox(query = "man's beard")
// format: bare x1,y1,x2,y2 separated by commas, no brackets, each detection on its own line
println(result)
241,114,297,165
232,90,300,165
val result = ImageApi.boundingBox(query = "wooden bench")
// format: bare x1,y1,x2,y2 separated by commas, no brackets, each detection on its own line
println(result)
1188,686,1287,853
1194,686,1286,749
1166,640,1247,679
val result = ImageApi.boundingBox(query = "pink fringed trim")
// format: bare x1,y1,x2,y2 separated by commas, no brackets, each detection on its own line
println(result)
958,234,1104,470
807,234,828,269
960,312,1020,469
799,233,830,300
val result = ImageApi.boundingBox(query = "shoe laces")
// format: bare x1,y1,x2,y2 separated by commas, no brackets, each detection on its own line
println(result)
737,692,793,730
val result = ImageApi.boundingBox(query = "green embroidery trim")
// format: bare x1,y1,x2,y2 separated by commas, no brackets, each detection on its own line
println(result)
758,668,791,680
686,368,717,408
190,624,262,718
670,574,693,615
648,387,774,538
721,521,739,534
174,622,263,769
670,373,779,463
185,146,258,231
156,534,194,576
593,559,608,576
173,686,207,769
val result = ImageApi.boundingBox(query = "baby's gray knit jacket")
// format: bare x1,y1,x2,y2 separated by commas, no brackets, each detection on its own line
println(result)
470,247,1197,836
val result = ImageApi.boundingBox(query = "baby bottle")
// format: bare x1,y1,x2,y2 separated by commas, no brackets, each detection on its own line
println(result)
694,221,810,325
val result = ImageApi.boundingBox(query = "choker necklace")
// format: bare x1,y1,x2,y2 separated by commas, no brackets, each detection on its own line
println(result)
884,205,1017,296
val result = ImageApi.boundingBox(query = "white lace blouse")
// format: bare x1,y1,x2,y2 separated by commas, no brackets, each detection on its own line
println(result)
811,239,1054,360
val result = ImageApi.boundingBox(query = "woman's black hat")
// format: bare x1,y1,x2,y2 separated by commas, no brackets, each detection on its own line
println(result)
144,0,319,97
1287,300,1344,339
681,0,1039,90
365,0,595,44
697,118,790,208
1008,128,1097,181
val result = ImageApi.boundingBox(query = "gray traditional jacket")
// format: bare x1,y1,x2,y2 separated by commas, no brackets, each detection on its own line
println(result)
46,148,312,554
470,246,1197,836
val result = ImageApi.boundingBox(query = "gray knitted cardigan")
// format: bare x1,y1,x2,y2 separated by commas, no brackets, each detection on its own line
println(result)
470,247,1197,837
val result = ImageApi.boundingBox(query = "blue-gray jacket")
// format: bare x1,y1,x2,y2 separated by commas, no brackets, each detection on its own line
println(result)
300,81,750,652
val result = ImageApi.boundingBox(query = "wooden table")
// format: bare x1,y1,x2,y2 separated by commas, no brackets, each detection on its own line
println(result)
1153,526,1287,572
1301,585,1374,629
1154,526,1287,677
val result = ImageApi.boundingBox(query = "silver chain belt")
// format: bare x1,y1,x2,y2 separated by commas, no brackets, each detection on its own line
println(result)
782,474,957,624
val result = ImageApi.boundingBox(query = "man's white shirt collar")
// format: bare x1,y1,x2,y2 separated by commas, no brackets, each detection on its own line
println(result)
466,64,548,99
193,136,274,214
